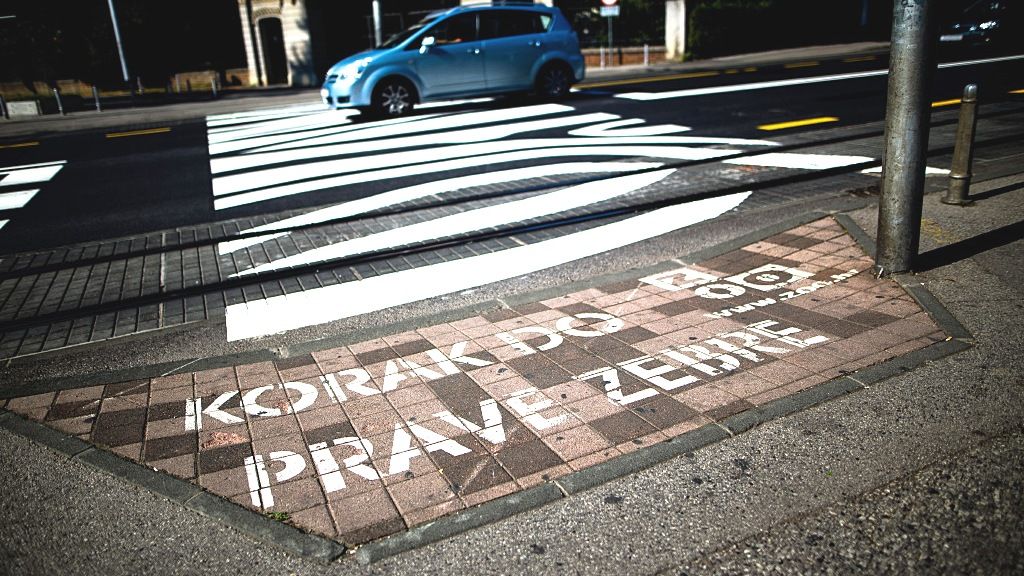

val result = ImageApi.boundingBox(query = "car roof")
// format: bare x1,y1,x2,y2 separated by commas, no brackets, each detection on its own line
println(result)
432,1,557,18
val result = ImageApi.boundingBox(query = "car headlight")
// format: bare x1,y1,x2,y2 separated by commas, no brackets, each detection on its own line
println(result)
339,57,373,80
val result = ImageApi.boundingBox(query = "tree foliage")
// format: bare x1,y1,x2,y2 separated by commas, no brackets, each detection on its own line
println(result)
0,0,245,87
556,0,667,48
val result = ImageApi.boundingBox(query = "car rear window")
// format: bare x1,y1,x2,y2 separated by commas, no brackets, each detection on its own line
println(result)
479,10,551,39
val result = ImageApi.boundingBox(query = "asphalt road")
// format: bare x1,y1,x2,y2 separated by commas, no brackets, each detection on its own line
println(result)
1,49,1021,252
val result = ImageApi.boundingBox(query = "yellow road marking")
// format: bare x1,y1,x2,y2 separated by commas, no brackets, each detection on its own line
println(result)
577,70,720,89
105,127,171,139
758,116,839,131
785,61,820,69
842,56,877,63
743,67,757,72
931,98,962,108
0,141,40,149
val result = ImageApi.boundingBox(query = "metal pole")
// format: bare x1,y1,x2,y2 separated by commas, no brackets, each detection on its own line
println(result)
372,0,383,47
942,84,978,206
0,94,8,119
211,73,218,99
599,46,605,69
607,16,613,65
644,43,649,66
874,0,936,276
52,87,65,115
93,86,102,112
106,0,130,85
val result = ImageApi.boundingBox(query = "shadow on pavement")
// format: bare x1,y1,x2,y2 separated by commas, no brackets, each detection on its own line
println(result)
916,219,1024,271
966,181,1024,202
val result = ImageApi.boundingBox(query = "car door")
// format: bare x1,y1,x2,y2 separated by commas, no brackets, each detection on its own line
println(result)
480,10,550,91
412,12,485,97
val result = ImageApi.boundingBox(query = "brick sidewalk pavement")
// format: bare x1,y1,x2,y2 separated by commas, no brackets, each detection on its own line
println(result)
1,215,959,561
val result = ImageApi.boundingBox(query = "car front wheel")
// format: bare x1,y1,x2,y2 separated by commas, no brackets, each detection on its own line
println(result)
536,63,572,100
371,78,415,117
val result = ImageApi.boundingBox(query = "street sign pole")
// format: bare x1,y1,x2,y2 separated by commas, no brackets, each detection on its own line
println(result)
608,16,613,56
600,0,618,64
372,0,382,47
106,0,131,88
875,0,936,276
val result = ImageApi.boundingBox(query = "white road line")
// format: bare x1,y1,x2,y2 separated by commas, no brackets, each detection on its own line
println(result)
616,53,1024,101
210,112,618,174
207,111,359,144
224,190,751,340
208,113,437,153
212,135,775,196
244,104,576,154
723,152,873,170
213,145,745,210
936,53,1024,68
569,119,691,137
0,189,39,210
0,220,7,231
617,69,890,101
861,165,950,175
217,161,659,254
206,104,331,126
0,162,66,188
415,97,495,109
231,169,673,276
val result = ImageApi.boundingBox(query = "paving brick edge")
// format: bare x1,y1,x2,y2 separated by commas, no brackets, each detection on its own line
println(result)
0,211,975,565
0,410,347,562
2,210,834,398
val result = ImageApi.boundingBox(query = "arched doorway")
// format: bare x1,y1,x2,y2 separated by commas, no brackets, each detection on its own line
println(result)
258,17,288,85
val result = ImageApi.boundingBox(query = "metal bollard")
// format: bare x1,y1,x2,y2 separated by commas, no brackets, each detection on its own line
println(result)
942,84,978,206
53,87,65,115
0,94,8,119
643,44,649,66
211,73,218,99
599,46,605,69
93,86,102,112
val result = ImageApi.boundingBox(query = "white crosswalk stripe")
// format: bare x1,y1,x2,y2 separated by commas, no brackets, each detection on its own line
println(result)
0,160,66,235
206,101,876,340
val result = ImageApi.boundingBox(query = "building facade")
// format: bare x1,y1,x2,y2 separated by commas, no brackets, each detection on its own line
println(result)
235,0,680,87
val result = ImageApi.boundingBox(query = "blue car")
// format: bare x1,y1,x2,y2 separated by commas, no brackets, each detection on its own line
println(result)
321,1,586,117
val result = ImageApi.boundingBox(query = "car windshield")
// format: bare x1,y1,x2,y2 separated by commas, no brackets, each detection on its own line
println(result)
380,13,441,49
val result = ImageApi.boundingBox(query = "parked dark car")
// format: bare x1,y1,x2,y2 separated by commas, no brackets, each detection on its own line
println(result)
939,1,1023,51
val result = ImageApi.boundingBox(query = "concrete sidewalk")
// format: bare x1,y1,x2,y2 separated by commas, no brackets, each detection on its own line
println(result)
1,165,1021,574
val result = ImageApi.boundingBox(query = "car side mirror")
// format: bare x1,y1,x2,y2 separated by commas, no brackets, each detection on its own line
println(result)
419,36,436,54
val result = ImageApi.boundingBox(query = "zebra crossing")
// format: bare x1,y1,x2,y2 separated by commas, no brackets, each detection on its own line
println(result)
206,101,875,341
0,160,65,233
